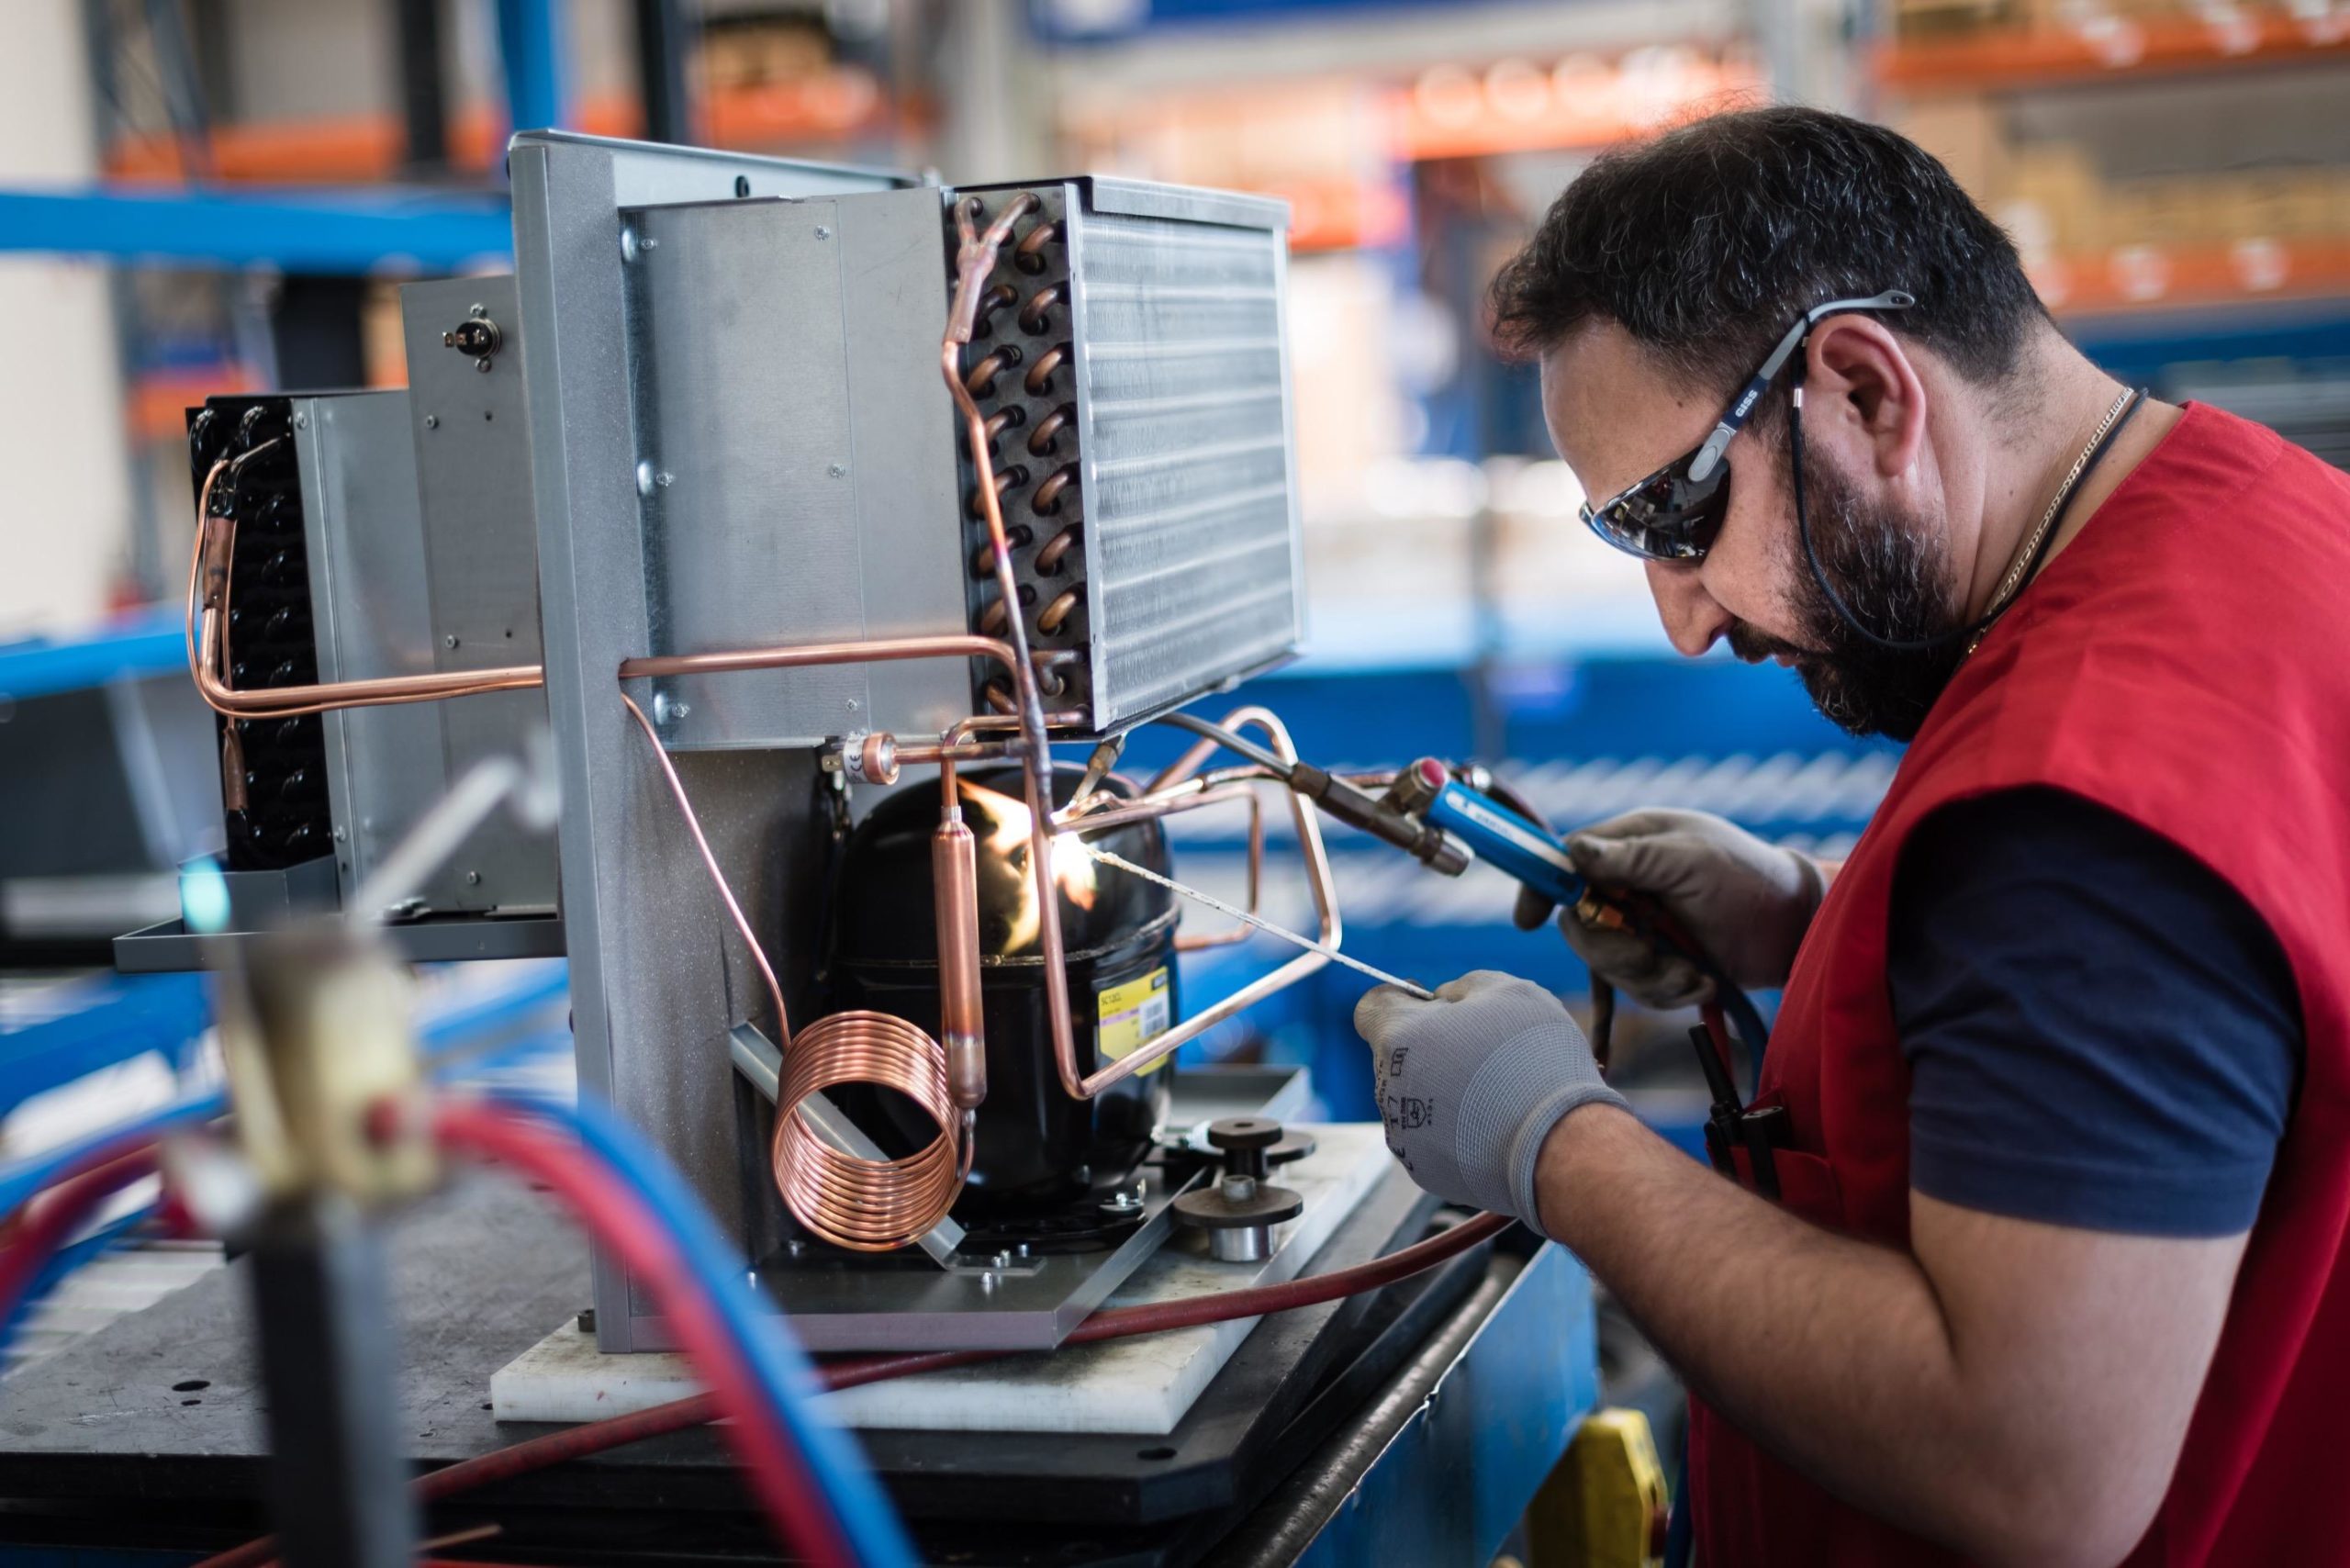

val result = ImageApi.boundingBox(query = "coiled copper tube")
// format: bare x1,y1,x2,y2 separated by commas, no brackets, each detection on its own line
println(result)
1031,464,1079,518
964,344,1023,398
1035,523,1080,576
1024,343,1071,398
967,465,1026,519
970,282,1018,337
1037,586,1083,635
771,1011,964,1252
1017,284,1063,335
1013,219,1063,274
1027,404,1076,457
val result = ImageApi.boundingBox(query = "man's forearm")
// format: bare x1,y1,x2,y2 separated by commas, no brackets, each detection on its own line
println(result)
1537,1106,2049,1562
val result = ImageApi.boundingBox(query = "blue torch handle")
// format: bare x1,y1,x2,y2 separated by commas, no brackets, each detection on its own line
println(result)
1423,781,1588,906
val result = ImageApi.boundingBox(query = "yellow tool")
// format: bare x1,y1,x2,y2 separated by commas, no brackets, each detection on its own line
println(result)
1525,1406,1670,1568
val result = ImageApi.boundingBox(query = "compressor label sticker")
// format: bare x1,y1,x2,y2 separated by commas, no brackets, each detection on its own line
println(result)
1098,967,1173,1075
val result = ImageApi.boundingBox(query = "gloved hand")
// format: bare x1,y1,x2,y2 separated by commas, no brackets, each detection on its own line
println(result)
1354,970,1628,1235
1512,808,1824,1009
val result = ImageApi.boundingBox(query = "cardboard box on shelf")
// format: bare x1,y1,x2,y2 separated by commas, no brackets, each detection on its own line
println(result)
1893,0,2019,40
1998,143,2106,258
2220,169,2339,241
1901,97,2013,201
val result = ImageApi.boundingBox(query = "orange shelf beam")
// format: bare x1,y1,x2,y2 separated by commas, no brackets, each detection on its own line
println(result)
129,364,253,442
1395,60,1760,161
106,72,887,184
1880,12,2350,90
2032,237,2350,315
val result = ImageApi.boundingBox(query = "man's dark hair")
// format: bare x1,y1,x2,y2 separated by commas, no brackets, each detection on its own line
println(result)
1488,106,2045,420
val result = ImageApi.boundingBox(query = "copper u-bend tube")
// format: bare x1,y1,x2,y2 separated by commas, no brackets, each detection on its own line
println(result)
1055,706,1340,1092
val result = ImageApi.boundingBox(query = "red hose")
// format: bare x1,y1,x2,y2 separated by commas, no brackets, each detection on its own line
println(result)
410,1210,1512,1516
0,1146,161,1330
427,1102,858,1568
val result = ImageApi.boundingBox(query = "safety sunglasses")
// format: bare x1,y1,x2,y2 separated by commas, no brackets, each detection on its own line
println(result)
1579,289,1915,563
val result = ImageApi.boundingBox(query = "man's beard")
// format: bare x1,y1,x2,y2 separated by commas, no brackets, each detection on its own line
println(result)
1726,443,1966,742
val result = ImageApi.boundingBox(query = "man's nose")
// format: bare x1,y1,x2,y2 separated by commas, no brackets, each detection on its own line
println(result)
1645,560,1733,656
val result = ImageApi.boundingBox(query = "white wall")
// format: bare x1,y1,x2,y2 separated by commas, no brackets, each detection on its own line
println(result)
0,0,131,638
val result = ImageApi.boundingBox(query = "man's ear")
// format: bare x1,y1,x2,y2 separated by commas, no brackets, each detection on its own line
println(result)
1803,317,1928,480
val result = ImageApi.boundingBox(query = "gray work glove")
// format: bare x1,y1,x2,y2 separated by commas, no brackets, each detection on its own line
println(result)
1512,808,1824,1010
1354,970,1628,1235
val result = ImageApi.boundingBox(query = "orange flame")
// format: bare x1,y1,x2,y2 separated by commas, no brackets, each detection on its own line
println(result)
957,779,1098,953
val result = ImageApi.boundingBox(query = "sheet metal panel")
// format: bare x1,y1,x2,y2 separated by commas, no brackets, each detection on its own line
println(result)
400,274,558,913
292,392,449,913
621,190,968,750
511,132,912,1350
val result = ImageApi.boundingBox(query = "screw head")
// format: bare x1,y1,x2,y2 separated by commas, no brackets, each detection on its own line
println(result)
331,825,347,842
443,633,460,649
814,224,832,240
470,303,487,318
476,357,492,373
827,463,846,479
424,413,440,429
293,412,308,429
465,870,482,885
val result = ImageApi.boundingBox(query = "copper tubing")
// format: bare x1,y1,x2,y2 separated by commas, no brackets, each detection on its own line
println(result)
1031,464,1079,518
1027,404,1076,457
1013,219,1062,274
1057,706,1342,1095
968,465,1025,519
892,737,1012,767
622,632,1024,686
945,191,1080,1104
1017,284,1063,335
1037,587,1082,635
615,618,1077,1116
1035,523,1080,576
963,344,1023,398
971,282,1017,336
933,813,986,1111
973,525,1032,579
185,454,543,720
1024,343,1071,398
621,692,794,1050
980,406,1025,450
624,688,975,1251
772,1010,963,1251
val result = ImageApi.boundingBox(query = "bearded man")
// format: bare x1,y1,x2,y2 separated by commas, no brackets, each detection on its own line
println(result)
1354,106,2350,1567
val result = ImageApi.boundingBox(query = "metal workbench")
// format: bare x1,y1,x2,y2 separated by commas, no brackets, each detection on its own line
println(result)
0,1162,1595,1567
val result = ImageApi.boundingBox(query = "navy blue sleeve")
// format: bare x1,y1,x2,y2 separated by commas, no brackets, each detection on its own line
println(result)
1886,787,2301,1237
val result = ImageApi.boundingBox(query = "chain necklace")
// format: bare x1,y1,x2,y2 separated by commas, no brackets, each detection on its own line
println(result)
1964,386,2139,658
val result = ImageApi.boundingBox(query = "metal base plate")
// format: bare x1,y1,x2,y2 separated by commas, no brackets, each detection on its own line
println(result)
113,913,565,971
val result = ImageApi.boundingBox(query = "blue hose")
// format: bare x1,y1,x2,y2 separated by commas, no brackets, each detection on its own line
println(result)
490,1089,915,1568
